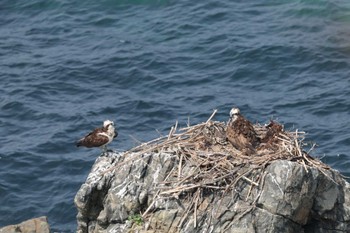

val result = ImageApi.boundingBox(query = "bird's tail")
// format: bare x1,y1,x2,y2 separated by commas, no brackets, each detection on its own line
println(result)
76,140,83,147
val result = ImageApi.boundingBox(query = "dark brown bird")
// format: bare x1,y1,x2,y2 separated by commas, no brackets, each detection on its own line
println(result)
226,107,259,154
258,120,283,150
76,120,118,152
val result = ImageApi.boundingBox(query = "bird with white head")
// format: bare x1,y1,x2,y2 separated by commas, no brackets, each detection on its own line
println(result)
226,107,260,155
76,120,118,153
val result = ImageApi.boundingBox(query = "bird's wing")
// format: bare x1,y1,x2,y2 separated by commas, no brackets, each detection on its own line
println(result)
76,128,109,147
226,124,245,149
227,117,259,150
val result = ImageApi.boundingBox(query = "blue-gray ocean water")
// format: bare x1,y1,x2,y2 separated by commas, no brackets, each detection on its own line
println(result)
1,0,350,231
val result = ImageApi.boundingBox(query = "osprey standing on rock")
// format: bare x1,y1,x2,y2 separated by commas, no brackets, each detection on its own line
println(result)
76,120,117,153
226,107,259,154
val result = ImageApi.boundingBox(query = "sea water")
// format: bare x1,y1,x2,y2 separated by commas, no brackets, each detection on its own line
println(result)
1,0,350,231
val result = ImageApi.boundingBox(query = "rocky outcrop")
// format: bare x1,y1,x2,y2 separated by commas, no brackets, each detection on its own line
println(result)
74,117,350,233
0,216,50,233
74,151,350,233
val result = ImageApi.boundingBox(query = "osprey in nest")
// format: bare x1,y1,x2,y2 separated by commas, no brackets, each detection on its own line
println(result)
76,120,117,152
258,120,284,150
226,107,260,154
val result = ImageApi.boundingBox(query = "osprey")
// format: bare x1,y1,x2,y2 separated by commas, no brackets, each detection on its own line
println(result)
76,120,117,152
258,120,283,150
226,107,259,154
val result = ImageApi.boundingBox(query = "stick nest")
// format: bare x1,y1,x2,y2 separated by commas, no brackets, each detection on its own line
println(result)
121,111,331,224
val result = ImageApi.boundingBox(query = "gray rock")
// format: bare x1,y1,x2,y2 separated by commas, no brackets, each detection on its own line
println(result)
0,216,50,233
74,151,350,233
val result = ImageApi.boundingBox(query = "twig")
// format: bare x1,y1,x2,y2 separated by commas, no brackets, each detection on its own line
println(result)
307,142,317,154
129,134,143,144
178,151,184,181
206,109,218,124
168,126,174,140
125,135,168,154
180,110,218,131
301,159,308,174
240,174,259,186
142,190,160,218
168,120,178,140
160,184,201,195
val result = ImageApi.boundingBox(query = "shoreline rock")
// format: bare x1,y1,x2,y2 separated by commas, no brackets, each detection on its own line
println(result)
0,216,50,233
74,151,350,233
